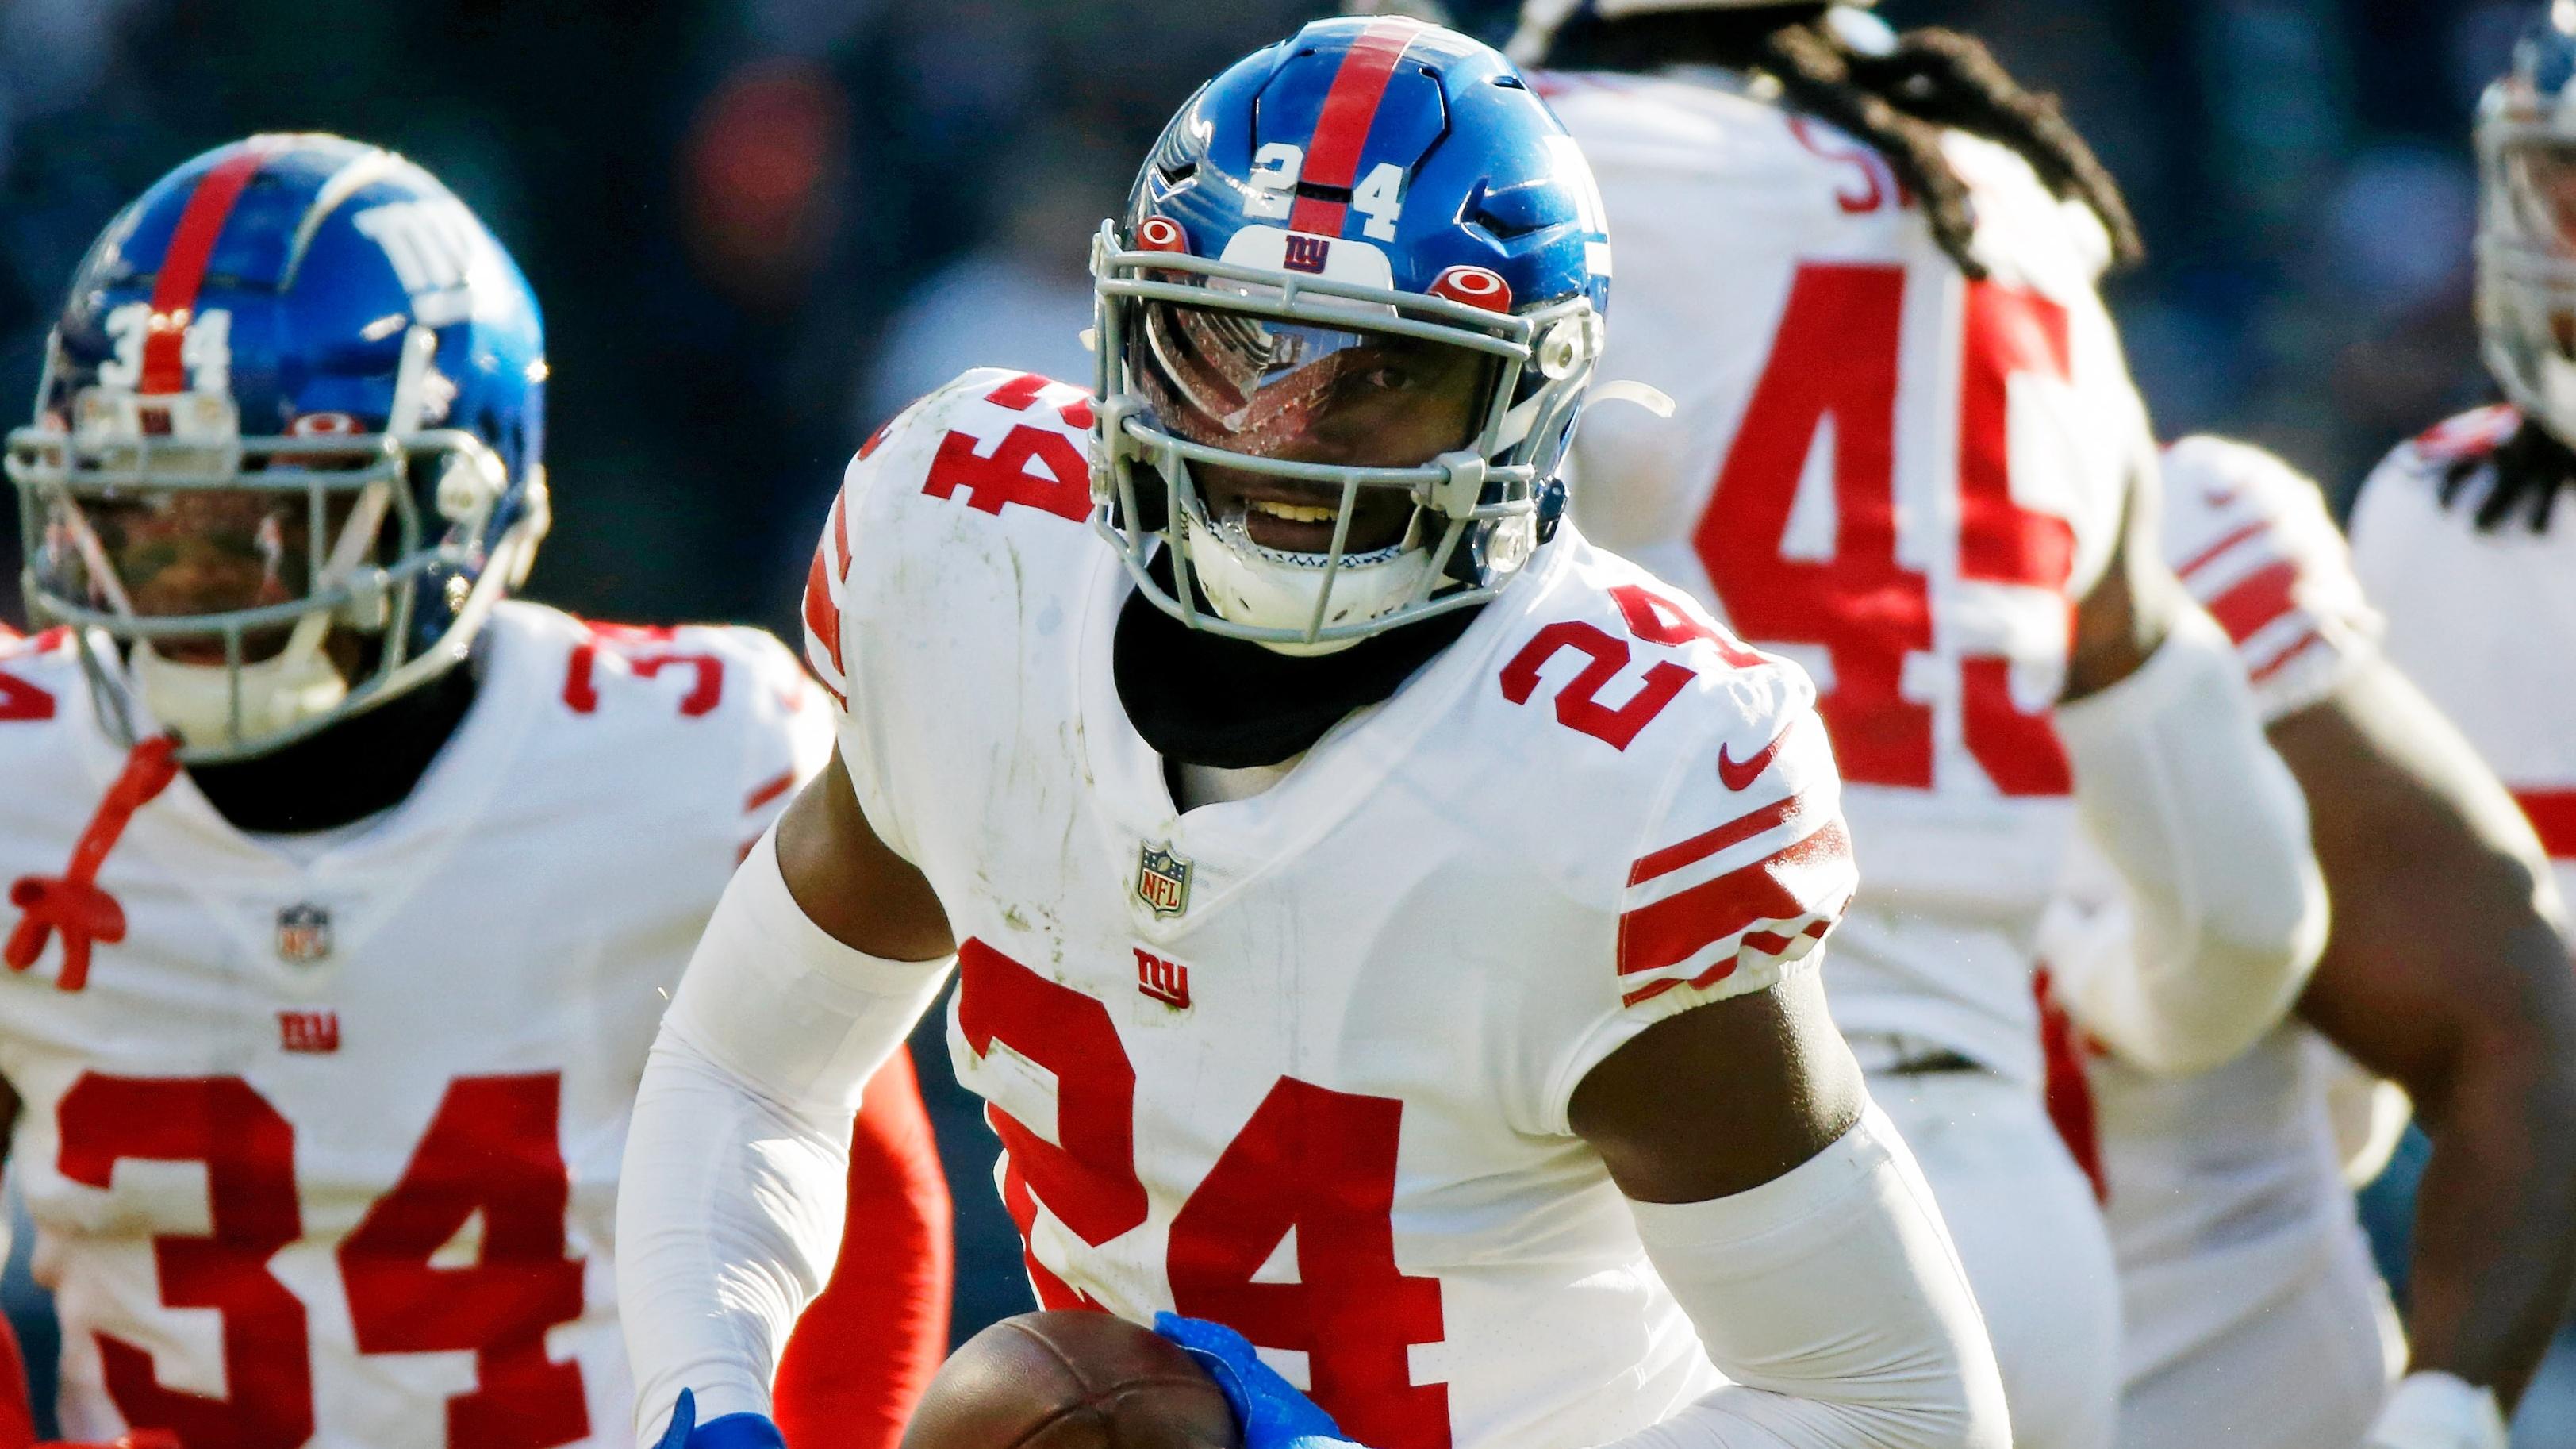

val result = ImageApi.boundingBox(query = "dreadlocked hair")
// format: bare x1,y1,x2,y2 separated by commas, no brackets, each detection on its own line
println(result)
2439,413,2575,535
1544,8,2145,280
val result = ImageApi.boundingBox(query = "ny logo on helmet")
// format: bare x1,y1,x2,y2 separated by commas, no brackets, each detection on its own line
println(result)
1283,234,1333,274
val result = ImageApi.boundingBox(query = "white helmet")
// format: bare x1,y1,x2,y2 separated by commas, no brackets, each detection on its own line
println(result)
2478,2,2576,445
1507,0,1870,67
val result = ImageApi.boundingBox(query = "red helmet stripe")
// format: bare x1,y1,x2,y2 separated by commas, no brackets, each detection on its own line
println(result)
139,141,282,394
1285,18,1422,238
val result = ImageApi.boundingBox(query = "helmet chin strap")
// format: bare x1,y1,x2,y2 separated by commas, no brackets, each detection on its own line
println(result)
1175,481,1439,657
133,632,349,750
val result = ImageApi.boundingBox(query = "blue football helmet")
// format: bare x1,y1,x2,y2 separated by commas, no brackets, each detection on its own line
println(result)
5,133,547,761
1092,16,1613,653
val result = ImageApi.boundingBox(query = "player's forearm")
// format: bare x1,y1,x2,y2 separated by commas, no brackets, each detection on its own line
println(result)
618,1032,856,1431
2401,1010,2576,1409
1610,1105,2010,1449
2057,606,2327,1073
618,827,958,1439
2275,664,2576,1408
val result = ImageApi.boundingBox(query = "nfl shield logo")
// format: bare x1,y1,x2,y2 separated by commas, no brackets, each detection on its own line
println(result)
1136,842,1192,918
276,903,332,965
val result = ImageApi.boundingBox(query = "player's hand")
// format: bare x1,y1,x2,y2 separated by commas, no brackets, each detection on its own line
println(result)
1153,1313,1361,1449
2364,1372,2509,1449
652,1388,788,1449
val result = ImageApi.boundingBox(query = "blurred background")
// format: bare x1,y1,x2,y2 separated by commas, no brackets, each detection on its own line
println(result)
0,0,2557,1438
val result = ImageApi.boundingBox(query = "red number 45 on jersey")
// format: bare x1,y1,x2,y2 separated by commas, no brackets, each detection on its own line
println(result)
1699,264,2082,798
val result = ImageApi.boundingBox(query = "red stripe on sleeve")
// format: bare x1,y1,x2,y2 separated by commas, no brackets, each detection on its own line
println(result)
2515,790,2576,861
827,486,852,582
2245,629,2326,686
1618,821,1851,979
803,544,845,679
2175,519,2270,581
1618,904,1849,1009
2203,558,2302,647
744,770,798,813
1627,794,1806,888
139,143,279,394
804,488,851,684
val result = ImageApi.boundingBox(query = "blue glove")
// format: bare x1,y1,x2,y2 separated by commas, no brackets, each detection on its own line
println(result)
653,1389,789,1449
1154,1313,1363,1449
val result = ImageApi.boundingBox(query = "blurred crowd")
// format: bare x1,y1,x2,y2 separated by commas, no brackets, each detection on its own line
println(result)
0,0,2518,621
0,0,2547,1412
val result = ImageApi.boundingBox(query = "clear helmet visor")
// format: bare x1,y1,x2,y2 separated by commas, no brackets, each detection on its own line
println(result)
37,482,377,653
22,388,394,661
2484,131,2576,441
1130,298,1500,557
2501,136,2576,256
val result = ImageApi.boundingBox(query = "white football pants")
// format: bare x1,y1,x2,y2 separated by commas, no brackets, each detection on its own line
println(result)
1872,1067,2122,1449
2114,1223,2400,1449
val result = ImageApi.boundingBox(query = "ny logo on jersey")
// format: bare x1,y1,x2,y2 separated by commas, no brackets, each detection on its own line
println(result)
1134,948,1192,1011
275,902,332,964
278,1010,340,1054
1136,842,1192,918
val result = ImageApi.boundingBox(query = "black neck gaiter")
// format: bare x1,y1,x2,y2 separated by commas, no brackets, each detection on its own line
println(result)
1112,555,1480,770
187,656,482,835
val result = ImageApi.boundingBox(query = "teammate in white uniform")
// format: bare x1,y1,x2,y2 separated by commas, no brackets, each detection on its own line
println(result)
0,136,950,1449
2326,9,2576,1441
2063,437,2401,1449
2061,432,2576,1449
619,19,2011,1449
1515,5,2325,1446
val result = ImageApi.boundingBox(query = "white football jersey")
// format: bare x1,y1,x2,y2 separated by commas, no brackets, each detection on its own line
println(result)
0,602,829,1449
1548,69,2146,1081
2350,405,2576,906
2055,436,2390,1384
804,369,1857,1449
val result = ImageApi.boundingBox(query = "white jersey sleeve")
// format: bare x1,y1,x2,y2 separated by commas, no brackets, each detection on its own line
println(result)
1596,649,1852,1026
2158,435,2380,723
800,367,1098,867
1392,555,1860,1141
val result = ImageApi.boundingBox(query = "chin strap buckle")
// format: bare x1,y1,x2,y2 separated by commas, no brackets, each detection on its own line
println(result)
1427,451,1488,520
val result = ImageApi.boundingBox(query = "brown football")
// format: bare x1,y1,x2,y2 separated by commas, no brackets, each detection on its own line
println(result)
900,1311,1242,1449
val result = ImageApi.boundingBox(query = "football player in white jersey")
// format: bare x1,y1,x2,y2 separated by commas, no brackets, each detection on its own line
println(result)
2351,3,2576,912
619,18,2010,1449
2328,9,2576,1440
0,136,951,1449
1512,5,2327,1446
2049,436,2576,1449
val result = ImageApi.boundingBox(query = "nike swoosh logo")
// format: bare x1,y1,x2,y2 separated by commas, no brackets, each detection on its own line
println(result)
1718,728,1792,792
